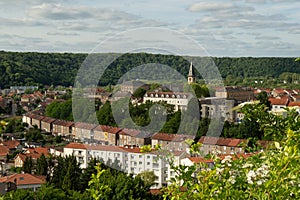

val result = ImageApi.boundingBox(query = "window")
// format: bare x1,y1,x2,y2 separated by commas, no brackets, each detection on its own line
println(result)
147,162,150,165
139,155,142,158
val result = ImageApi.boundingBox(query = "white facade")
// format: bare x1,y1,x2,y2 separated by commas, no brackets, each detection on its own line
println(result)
63,143,185,188
143,92,192,111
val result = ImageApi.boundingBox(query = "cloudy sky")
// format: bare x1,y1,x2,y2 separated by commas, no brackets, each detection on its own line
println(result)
0,0,299,57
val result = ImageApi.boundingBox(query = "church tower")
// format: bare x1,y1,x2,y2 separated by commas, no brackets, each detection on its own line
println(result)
188,62,196,84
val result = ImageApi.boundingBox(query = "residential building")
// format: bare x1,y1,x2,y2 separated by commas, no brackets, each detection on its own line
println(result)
215,86,254,102
199,97,236,121
52,120,74,137
143,92,193,111
40,117,56,132
198,136,245,155
151,132,194,151
0,173,45,194
93,125,121,145
63,143,186,188
72,122,97,141
14,147,49,168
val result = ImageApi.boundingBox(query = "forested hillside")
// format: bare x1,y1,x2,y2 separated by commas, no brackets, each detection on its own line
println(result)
0,51,299,88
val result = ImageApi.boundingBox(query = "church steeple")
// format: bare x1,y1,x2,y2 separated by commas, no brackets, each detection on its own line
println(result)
188,62,196,84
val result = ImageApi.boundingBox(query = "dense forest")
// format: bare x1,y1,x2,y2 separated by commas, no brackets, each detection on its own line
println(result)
0,51,299,88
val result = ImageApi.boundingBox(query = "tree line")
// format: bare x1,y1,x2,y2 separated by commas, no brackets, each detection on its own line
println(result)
0,51,299,88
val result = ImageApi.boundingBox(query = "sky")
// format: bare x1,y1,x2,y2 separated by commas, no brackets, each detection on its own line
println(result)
0,0,300,57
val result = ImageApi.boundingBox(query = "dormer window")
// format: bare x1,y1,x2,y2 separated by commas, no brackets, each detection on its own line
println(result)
177,95,180,98
161,94,164,98
155,94,158,97
150,94,154,97
166,95,169,98
172,95,175,98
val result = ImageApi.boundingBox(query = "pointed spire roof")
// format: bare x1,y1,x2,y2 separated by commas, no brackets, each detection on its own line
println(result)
188,62,195,77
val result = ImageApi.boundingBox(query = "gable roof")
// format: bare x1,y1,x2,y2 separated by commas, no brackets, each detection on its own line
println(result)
0,173,45,186
2,140,20,149
269,96,289,106
0,145,9,156
74,122,97,130
64,143,87,149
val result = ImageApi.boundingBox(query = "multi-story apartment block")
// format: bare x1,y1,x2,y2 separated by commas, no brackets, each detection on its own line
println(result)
63,143,186,188
143,92,193,111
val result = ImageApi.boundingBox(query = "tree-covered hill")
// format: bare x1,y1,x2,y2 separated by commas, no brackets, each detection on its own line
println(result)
0,50,299,88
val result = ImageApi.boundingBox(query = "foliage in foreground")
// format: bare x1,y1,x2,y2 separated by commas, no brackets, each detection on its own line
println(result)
162,110,300,199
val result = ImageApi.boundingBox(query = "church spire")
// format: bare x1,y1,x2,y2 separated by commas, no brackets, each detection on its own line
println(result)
188,62,196,84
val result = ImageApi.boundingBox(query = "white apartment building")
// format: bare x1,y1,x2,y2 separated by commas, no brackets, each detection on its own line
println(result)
64,143,186,188
143,92,193,111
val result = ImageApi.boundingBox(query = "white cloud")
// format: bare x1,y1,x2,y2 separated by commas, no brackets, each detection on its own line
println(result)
188,2,254,13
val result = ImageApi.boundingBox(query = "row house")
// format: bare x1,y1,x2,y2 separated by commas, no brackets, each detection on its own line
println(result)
40,117,56,133
93,125,121,145
72,122,97,141
118,128,151,147
22,113,34,125
30,114,45,129
52,120,74,136
198,136,245,155
151,132,194,151
143,92,193,111
64,143,185,188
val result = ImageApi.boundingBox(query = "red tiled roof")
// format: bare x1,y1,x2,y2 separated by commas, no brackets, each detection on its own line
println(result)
74,122,97,130
65,143,87,149
268,96,289,106
53,119,74,127
227,139,245,147
0,145,9,156
151,133,176,141
26,147,49,156
2,140,20,149
188,157,213,163
0,173,45,186
31,114,45,121
198,136,245,147
93,125,121,134
41,117,56,123
288,102,300,107
199,136,219,145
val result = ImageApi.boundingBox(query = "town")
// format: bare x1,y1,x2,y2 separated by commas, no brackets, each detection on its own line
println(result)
0,61,299,197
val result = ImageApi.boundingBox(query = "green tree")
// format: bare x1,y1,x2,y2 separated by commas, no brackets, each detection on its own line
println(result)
88,165,154,200
50,156,82,191
4,189,34,200
257,91,271,109
35,184,67,200
36,154,48,176
132,88,146,98
22,156,33,174
136,171,157,187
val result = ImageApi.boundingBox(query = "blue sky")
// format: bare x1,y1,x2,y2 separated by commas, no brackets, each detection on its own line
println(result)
0,0,299,56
